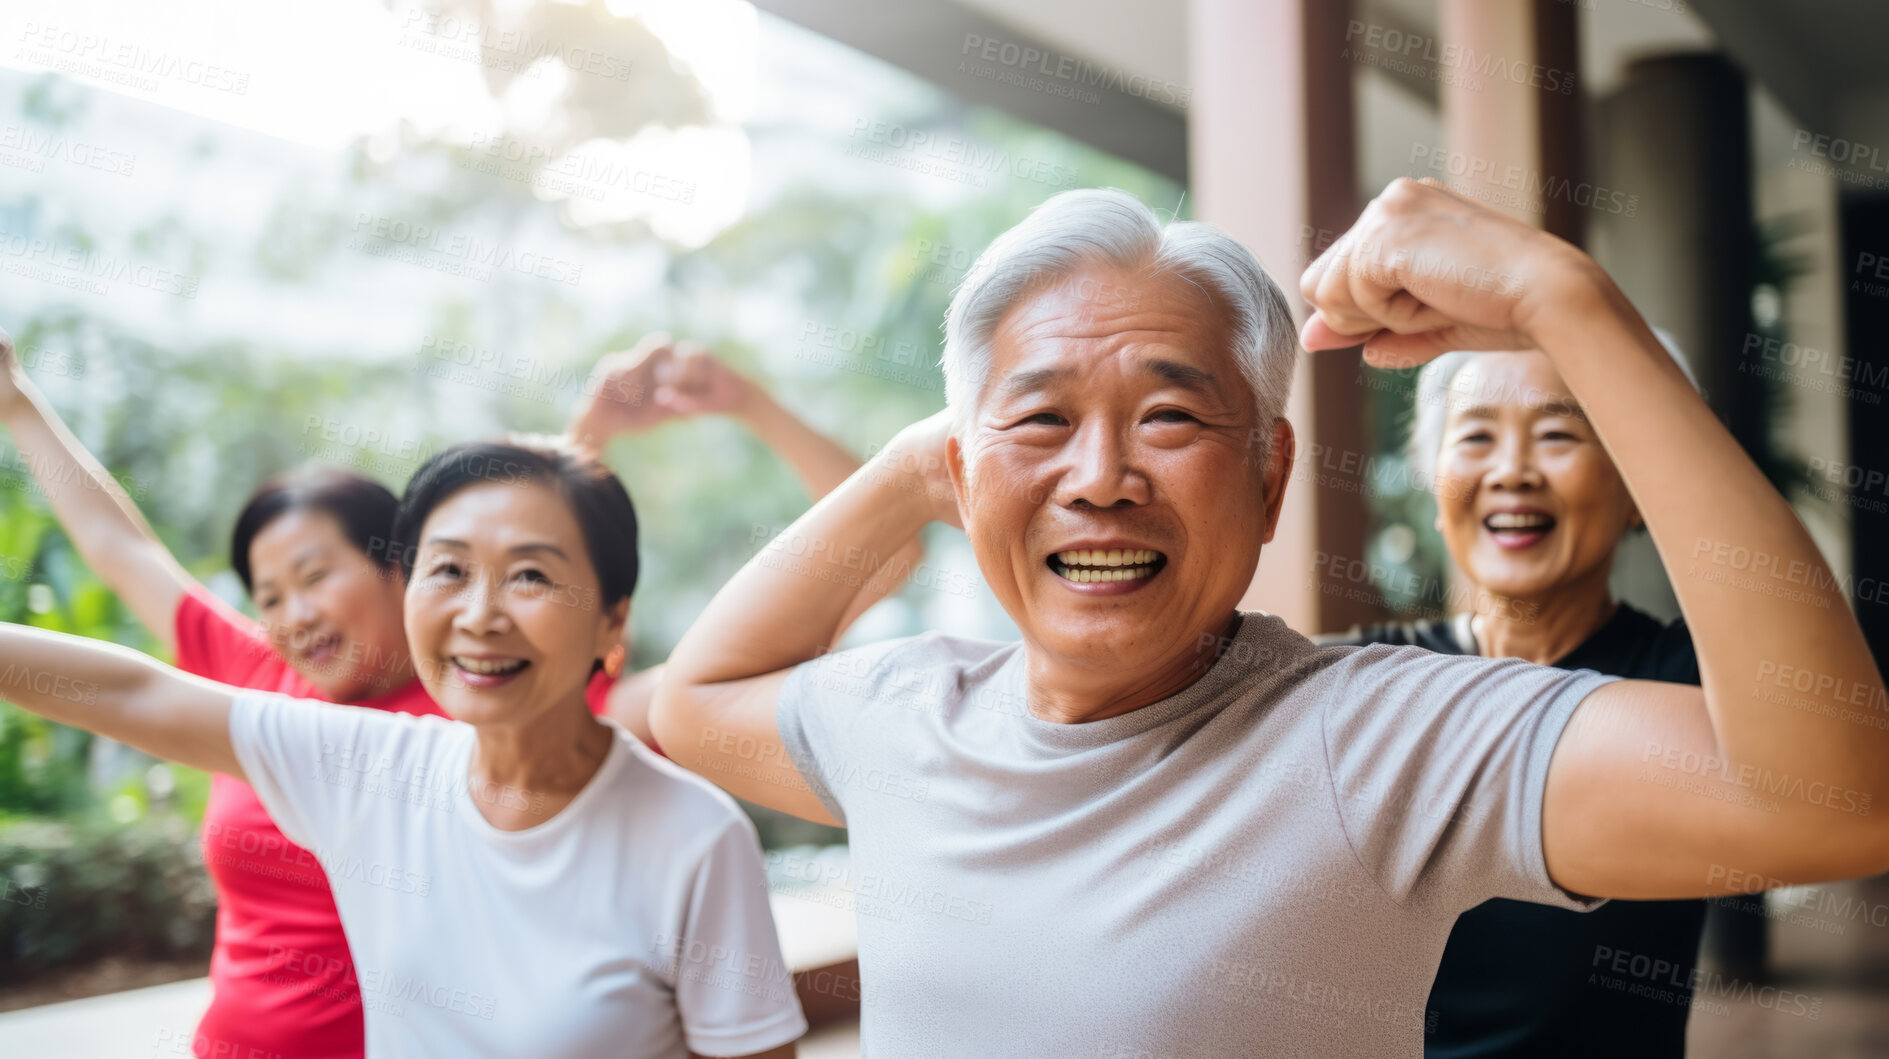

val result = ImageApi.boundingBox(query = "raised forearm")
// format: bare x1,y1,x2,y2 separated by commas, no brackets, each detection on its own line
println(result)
664,452,933,689
0,623,241,776
734,389,928,625
0,375,189,643
1535,272,1888,788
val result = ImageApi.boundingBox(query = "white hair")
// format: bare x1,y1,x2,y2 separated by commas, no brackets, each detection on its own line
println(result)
941,188,1299,464
1404,328,1699,488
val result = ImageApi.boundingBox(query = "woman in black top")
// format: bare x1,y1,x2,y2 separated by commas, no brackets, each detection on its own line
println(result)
1327,342,1707,1059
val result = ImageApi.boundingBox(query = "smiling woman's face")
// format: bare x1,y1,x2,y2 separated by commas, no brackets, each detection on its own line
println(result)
249,508,409,702
1432,352,1639,603
404,479,625,726
948,264,1278,679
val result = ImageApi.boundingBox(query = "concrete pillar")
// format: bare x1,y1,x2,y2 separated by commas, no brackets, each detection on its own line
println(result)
1591,55,1762,451
1436,0,1585,243
1190,0,1379,634
1591,50,1766,978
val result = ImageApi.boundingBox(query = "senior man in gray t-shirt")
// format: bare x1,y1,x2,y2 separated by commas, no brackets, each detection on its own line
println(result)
653,180,1889,1057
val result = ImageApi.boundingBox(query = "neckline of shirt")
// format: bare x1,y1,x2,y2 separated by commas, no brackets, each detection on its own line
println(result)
1008,611,1283,752
1461,602,1651,668
451,724,631,843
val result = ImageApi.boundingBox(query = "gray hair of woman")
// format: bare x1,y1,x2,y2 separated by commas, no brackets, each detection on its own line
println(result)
1403,328,1701,492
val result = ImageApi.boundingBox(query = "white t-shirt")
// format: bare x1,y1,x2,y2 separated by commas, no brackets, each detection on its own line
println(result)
229,692,807,1058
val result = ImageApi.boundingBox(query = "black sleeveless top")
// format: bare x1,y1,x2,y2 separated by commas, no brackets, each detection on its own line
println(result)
1325,603,1706,1059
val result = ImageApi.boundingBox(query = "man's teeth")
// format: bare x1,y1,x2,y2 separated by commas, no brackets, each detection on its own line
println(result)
1060,566,1156,583
1485,513,1554,530
453,656,528,676
1054,549,1160,567
1052,549,1162,582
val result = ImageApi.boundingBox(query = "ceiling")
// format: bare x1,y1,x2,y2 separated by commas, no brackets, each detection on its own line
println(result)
755,0,1889,182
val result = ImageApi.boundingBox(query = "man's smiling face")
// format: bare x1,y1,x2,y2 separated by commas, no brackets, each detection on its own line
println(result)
948,263,1282,685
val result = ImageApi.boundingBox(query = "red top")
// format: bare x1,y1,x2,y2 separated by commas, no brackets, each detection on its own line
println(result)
174,585,615,1059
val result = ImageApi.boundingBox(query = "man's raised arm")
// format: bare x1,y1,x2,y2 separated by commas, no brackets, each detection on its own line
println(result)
650,413,958,824
1301,177,1889,899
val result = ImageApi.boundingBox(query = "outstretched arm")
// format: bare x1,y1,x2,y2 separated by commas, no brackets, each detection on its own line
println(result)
0,331,194,652
1301,177,1889,898
0,622,243,777
650,413,958,821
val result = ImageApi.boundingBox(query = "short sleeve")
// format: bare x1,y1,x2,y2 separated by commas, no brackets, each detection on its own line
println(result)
672,818,808,1056
774,636,929,828
174,584,281,686
1319,645,1618,918
227,692,411,852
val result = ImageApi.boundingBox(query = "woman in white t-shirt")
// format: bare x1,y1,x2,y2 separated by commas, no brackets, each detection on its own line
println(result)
0,437,807,1059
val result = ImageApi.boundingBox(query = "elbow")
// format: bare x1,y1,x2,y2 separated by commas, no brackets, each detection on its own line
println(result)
1862,818,1889,881
647,673,705,761
1748,815,1889,888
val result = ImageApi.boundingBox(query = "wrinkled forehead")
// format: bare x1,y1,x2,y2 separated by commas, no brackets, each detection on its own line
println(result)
1442,352,1580,418
984,266,1246,406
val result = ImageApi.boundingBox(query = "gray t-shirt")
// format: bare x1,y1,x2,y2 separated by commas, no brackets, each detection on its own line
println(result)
776,611,1616,1058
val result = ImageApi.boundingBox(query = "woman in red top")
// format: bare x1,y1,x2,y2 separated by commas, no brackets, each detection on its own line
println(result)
0,330,893,1057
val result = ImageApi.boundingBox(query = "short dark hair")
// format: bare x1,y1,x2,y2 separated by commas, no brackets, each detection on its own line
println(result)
231,466,402,593
390,437,639,607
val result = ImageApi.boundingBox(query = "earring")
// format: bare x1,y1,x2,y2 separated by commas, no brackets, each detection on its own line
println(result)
604,644,627,679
